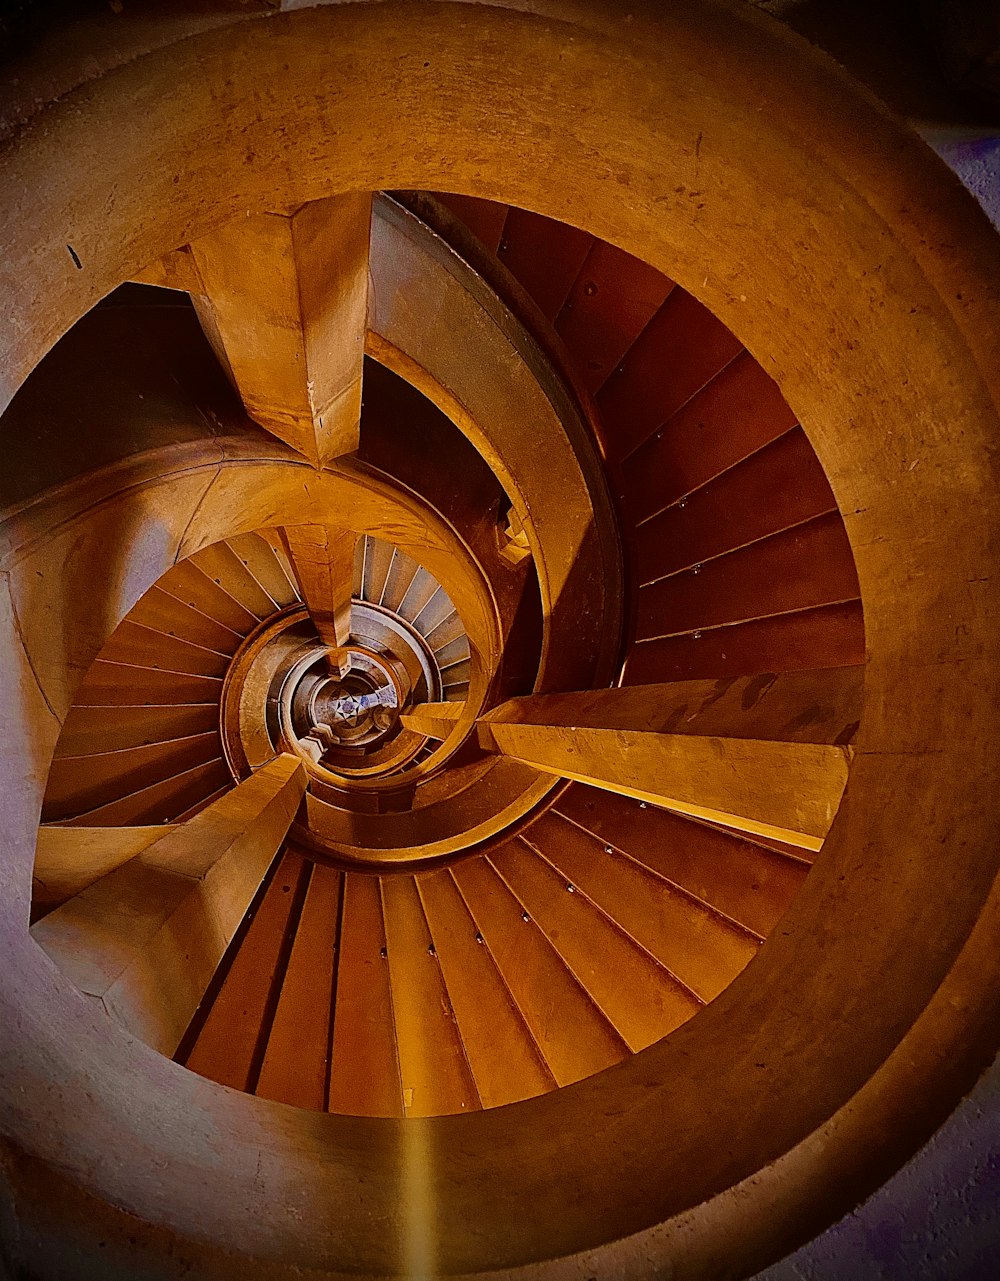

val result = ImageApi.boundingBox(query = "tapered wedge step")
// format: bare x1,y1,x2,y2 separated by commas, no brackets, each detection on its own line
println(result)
187,193,372,466
554,787,811,939
256,862,343,1111
491,837,701,1050
43,732,222,821
381,875,480,1117
32,755,307,1055
406,668,861,850
524,807,759,1002
280,524,357,674
416,869,555,1107
327,873,402,1118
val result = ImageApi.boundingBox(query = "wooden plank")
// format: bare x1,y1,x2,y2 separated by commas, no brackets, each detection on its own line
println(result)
33,757,306,1056
55,702,219,757
402,702,463,740
416,869,554,1108
327,873,402,1117
190,540,280,620
396,564,438,625
492,838,700,1051
526,807,759,1001
419,669,858,848
497,208,594,321
361,534,396,606
65,757,231,827
256,864,342,1112
99,622,230,678
619,350,798,522
32,825,178,919
624,601,866,685
43,732,222,821
225,532,299,609
380,875,479,1117
556,787,811,936
635,511,861,637
188,193,371,466
555,240,674,394
433,194,508,254
597,288,743,463
72,661,223,707
379,546,420,614
128,584,243,655
183,848,308,1090
481,666,864,745
159,559,260,636
632,428,838,583
451,855,627,1086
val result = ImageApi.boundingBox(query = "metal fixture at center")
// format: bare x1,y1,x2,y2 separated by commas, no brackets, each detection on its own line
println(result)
297,647,403,759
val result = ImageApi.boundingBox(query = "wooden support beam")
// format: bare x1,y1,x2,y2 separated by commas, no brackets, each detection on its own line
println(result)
31,755,307,1055
402,700,464,741
279,524,357,676
405,668,862,851
187,193,372,466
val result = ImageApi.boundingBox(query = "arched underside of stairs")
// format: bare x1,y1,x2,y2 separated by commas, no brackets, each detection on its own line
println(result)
2,3,1000,1280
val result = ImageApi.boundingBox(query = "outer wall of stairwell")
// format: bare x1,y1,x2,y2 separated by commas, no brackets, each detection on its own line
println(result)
2,5,1000,1281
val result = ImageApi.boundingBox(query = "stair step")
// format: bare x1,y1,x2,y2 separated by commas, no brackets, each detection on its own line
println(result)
64,756,230,826
43,731,221,821
599,287,743,463
327,873,402,1117
492,836,701,1048
624,599,865,685
256,863,342,1111
555,238,674,396
381,875,479,1117
224,531,300,609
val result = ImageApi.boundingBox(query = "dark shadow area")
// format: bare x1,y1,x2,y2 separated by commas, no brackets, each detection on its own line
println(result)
0,284,262,512
751,0,999,122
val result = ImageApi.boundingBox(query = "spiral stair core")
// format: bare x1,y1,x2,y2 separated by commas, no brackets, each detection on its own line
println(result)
21,191,865,1125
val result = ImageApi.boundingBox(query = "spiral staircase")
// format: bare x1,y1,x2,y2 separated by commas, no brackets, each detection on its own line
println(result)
18,188,866,1127
3,5,1000,1281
